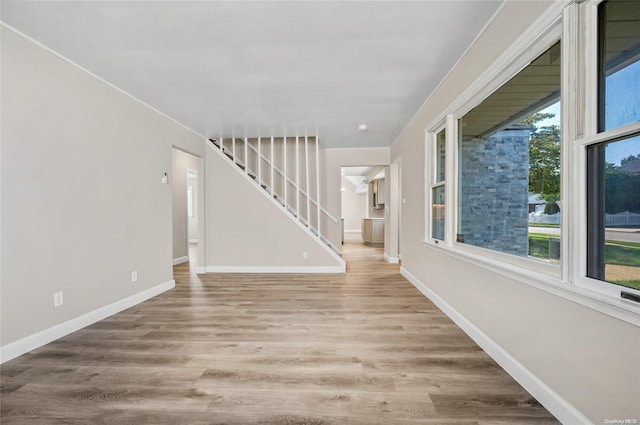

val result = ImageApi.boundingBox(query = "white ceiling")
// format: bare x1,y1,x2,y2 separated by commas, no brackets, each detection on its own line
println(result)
1,1,503,148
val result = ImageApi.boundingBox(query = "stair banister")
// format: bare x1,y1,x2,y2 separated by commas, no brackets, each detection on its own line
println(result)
215,136,338,226
240,139,338,225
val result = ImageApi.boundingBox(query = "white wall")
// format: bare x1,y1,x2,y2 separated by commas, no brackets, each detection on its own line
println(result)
340,176,367,234
390,1,639,423
1,27,204,356
384,163,400,262
187,172,198,243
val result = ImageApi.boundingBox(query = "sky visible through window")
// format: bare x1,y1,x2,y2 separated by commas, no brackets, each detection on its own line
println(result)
605,60,640,164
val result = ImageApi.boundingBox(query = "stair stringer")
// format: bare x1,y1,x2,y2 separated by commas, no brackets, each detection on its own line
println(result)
204,141,346,273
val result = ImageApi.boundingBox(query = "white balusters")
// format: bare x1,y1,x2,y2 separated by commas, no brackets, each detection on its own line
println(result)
232,136,236,164
211,131,337,248
305,135,311,228
284,133,288,209
244,133,248,175
258,136,262,189
296,135,300,218
315,135,321,237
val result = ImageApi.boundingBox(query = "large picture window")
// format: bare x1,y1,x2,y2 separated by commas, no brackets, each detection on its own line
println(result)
587,0,640,292
457,42,561,262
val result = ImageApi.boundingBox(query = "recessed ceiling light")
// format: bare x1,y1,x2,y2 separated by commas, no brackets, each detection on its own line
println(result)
358,124,368,132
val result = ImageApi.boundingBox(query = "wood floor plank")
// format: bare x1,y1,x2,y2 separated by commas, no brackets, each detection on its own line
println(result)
0,242,560,424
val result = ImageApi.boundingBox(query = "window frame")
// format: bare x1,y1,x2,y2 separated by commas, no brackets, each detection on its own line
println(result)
571,0,640,311
422,0,640,324
426,123,446,244
449,27,564,279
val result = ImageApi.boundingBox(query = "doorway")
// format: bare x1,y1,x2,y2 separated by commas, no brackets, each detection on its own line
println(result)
171,148,201,267
340,166,385,245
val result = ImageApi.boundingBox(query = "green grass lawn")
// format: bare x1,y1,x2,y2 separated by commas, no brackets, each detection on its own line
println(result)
528,233,556,259
528,233,640,289
604,244,640,267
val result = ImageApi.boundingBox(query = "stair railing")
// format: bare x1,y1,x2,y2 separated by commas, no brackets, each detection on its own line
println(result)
209,137,339,240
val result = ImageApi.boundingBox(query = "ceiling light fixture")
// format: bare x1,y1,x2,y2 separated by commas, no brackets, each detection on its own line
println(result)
358,124,368,132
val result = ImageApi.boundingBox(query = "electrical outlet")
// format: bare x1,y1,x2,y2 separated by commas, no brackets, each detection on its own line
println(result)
131,271,138,282
303,251,309,260
53,291,63,308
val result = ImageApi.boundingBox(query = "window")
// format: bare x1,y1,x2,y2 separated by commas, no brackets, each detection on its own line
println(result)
586,0,640,292
457,42,561,262
430,129,446,241
422,1,639,316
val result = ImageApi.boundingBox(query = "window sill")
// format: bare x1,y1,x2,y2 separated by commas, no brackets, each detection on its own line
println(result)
421,240,640,327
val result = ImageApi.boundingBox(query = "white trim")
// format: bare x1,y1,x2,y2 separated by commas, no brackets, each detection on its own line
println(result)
576,121,640,147
445,114,458,249
0,23,203,141
188,238,198,244
196,267,207,274
205,265,345,274
172,256,189,265
399,267,593,425
384,253,400,264
0,280,175,364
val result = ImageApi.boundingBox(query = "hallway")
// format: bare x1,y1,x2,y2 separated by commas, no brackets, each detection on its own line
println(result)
1,242,558,424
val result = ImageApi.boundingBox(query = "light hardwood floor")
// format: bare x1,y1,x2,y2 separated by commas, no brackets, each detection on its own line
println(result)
1,242,560,424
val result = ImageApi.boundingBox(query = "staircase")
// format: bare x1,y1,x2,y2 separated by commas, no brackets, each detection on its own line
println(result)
207,136,342,256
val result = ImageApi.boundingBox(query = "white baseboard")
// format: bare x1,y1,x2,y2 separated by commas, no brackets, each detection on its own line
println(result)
399,267,590,425
384,253,400,264
0,280,175,364
196,267,207,274
173,256,189,265
188,238,198,244
206,265,345,274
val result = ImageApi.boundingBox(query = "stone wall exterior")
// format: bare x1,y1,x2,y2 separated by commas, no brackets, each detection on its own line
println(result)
459,125,529,256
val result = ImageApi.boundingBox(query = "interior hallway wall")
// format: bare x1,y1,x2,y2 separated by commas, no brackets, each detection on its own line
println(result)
1,26,204,357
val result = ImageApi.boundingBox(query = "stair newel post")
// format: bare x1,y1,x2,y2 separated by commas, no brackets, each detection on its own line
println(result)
305,134,311,229
257,135,262,189
284,132,288,210
315,134,321,238
296,133,300,220
270,135,275,197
